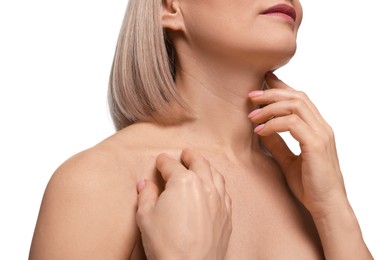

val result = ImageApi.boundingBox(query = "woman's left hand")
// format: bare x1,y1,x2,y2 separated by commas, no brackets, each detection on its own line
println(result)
248,72,348,218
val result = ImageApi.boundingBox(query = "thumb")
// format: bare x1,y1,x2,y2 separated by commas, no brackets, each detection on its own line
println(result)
136,180,159,224
260,133,295,172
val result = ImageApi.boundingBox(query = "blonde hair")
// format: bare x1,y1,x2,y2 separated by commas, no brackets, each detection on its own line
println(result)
108,0,186,130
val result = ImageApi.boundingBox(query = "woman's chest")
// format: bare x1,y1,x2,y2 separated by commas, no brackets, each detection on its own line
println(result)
219,164,324,259
130,152,324,259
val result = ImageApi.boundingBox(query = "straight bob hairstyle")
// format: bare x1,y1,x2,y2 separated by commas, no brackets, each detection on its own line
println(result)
108,0,187,131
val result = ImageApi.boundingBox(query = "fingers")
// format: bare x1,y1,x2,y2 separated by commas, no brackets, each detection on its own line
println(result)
156,153,188,182
248,73,330,147
210,165,225,195
249,88,321,129
181,148,214,182
156,149,230,213
264,72,325,123
181,150,229,208
248,100,320,129
136,180,159,226
157,149,216,186
181,150,229,211
208,165,232,220
254,114,317,147
218,172,232,215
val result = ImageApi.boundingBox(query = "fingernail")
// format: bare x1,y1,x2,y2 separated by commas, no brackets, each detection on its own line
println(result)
137,180,146,193
267,72,278,80
248,109,261,118
254,124,265,133
248,90,264,98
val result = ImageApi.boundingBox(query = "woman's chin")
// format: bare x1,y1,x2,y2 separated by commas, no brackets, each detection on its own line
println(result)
246,43,297,72
269,47,297,69
267,57,293,72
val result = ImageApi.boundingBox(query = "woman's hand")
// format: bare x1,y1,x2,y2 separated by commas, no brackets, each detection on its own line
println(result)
136,149,232,260
248,72,347,218
248,73,373,259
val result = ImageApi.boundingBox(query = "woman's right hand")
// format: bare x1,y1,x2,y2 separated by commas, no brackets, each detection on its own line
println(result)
136,148,232,260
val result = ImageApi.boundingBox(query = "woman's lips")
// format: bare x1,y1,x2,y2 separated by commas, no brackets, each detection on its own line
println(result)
261,4,297,23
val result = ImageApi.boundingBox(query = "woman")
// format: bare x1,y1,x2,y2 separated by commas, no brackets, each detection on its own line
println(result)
29,0,373,258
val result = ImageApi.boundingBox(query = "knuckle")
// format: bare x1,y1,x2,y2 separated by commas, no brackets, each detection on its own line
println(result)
326,124,335,136
179,173,198,185
295,98,305,107
203,184,215,195
311,131,333,150
265,90,277,103
291,99,305,112
320,125,335,142
288,114,300,125
296,91,308,100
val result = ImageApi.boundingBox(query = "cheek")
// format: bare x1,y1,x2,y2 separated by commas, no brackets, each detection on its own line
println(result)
181,0,250,44
183,8,253,52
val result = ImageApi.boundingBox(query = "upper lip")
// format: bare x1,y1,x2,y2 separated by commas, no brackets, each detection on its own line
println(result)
261,4,297,22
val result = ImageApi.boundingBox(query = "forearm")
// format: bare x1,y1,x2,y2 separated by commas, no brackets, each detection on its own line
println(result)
312,202,373,260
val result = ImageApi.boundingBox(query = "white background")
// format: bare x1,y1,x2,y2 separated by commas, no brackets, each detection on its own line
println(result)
1,0,389,259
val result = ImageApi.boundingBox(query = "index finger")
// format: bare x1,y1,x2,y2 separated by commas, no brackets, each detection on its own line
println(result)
264,72,326,124
155,153,187,182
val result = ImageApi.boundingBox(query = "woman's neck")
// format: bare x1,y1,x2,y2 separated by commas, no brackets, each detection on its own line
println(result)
173,56,269,160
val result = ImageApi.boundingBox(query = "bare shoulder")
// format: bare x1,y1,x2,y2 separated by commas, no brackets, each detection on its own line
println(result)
29,125,159,260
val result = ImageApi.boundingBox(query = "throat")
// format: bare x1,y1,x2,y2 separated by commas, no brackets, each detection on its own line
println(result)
167,61,268,157
176,110,262,160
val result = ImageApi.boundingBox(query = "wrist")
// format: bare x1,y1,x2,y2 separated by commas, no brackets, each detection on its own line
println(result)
308,191,350,221
312,202,359,234
311,201,372,260
310,196,361,235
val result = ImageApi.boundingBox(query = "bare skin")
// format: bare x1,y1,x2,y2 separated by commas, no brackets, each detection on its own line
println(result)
30,0,373,258
30,119,323,259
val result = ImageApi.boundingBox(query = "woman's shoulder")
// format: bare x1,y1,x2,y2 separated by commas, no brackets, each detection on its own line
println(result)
44,122,175,204
55,136,128,181
52,123,160,187
43,121,180,209
30,124,159,259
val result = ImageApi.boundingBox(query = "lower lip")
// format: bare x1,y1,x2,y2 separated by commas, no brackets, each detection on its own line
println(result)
263,13,295,24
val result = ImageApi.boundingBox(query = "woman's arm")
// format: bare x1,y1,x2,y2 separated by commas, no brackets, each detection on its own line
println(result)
29,148,140,260
248,72,373,259
311,201,372,260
